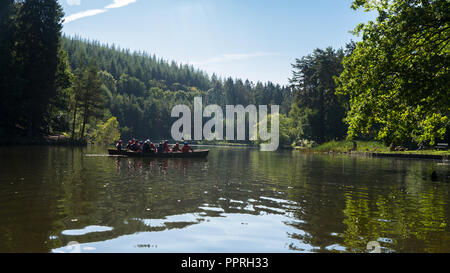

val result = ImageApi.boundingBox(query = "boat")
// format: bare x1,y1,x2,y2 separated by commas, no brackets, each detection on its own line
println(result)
107,149,209,158
107,149,128,156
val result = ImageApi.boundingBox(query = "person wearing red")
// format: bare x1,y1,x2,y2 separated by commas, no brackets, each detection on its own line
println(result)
149,142,157,154
163,140,170,153
172,142,181,152
130,140,141,152
181,142,193,153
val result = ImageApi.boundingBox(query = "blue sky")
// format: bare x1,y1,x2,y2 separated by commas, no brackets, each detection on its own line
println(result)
60,0,376,85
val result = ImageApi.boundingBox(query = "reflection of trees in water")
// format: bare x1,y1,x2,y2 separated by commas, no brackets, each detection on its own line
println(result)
245,153,450,253
341,186,449,253
0,147,90,252
58,150,450,252
299,155,450,253
0,147,448,252
49,152,225,248
51,148,301,249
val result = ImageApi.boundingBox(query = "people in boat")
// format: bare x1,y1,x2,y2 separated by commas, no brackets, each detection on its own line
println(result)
149,141,157,154
142,140,151,153
126,140,132,150
181,142,194,153
163,140,170,153
116,140,123,150
158,142,165,154
172,142,181,152
130,140,141,152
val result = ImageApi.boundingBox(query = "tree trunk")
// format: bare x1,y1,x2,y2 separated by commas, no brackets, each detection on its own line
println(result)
71,101,78,141
27,119,33,137
27,107,33,137
80,103,88,140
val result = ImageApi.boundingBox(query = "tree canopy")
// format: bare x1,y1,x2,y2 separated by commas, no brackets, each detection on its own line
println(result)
1,0,69,137
336,0,450,145
289,47,349,143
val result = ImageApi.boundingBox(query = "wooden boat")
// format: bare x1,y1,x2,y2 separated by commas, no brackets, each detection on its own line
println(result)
108,149,128,156
107,149,209,158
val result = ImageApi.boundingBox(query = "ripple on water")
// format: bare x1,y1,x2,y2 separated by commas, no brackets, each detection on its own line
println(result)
199,206,225,213
137,213,203,229
260,196,297,205
254,205,286,214
326,244,346,252
61,225,114,236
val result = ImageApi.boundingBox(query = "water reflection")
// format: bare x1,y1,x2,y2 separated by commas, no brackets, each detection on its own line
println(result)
0,146,448,253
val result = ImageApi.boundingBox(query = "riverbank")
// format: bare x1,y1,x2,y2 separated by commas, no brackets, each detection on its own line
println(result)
0,135,87,146
295,140,450,160
194,141,293,150
193,140,256,147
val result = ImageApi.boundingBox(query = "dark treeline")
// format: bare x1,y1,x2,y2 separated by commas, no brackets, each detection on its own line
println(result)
0,0,71,139
287,45,353,145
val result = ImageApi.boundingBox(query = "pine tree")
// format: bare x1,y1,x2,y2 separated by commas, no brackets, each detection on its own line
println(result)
14,0,65,136
0,0,18,132
78,63,106,140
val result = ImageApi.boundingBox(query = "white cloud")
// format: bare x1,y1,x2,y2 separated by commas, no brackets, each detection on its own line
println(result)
63,0,138,24
105,0,137,9
191,52,281,66
66,0,81,6
64,9,107,24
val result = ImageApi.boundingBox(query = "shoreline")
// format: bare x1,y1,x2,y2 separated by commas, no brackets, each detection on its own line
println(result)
0,136,87,147
1,139,448,160
294,140,449,160
294,149,448,160
370,152,447,160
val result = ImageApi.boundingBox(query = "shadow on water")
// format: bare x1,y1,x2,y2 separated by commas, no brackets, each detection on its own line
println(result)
0,146,448,252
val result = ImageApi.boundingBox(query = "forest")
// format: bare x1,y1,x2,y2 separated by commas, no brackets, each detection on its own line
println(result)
0,0,448,148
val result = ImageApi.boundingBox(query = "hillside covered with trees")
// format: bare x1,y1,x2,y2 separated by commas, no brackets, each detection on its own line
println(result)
61,36,293,141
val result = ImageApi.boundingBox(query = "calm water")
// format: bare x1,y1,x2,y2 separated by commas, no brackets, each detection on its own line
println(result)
0,146,449,253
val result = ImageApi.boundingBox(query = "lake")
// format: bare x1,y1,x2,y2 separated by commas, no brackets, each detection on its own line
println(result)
0,146,448,253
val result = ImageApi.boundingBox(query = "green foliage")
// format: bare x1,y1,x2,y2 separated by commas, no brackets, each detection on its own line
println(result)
47,49,74,134
1,0,294,142
253,113,296,148
77,63,107,139
337,0,450,145
289,47,349,143
313,140,388,153
0,0,67,136
91,117,121,145
118,73,146,97
0,1,17,131
62,37,293,140
288,103,313,141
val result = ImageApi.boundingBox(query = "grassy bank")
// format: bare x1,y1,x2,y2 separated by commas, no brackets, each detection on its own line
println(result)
312,140,388,153
302,140,450,157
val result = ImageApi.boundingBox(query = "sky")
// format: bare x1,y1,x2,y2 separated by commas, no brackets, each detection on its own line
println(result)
59,0,376,86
